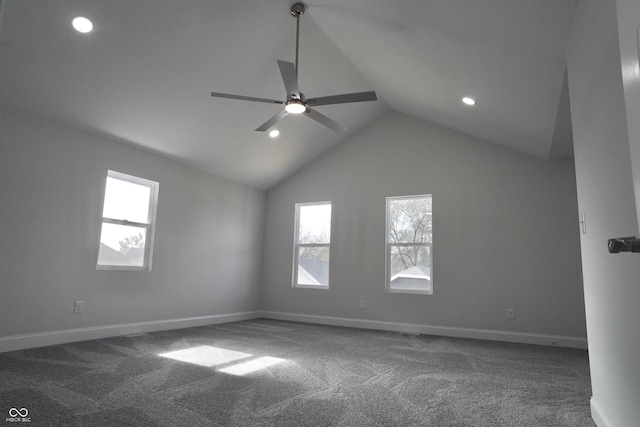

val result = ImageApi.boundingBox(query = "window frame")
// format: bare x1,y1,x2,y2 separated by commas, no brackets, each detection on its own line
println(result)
385,194,433,295
292,201,332,289
96,170,159,271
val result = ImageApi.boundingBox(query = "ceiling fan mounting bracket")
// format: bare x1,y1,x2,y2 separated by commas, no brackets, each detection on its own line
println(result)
290,3,305,17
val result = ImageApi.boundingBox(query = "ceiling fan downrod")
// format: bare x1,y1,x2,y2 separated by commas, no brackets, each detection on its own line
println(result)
290,2,305,77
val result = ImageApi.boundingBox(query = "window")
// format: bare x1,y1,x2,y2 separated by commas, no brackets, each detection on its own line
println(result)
293,202,331,288
386,195,432,294
97,170,159,271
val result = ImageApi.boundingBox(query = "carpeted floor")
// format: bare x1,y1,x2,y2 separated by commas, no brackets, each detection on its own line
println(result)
0,319,594,426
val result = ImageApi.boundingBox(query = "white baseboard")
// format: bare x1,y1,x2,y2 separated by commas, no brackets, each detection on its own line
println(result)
590,397,614,427
0,311,261,353
258,311,589,349
0,310,588,353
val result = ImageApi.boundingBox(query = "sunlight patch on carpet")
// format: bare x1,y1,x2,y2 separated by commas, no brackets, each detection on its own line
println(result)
158,345,287,375
218,356,286,376
159,345,251,368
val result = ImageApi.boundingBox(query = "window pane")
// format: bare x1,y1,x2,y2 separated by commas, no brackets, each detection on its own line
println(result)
389,245,431,275
97,223,147,267
298,204,331,244
297,246,330,286
388,196,432,244
102,175,151,223
389,245,431,291
386,195,432,294
390,244,430,274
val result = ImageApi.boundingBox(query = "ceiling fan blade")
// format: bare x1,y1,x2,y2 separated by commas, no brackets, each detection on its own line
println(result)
277,60,300,98
211,91,282,104
307,91,377,106
305,108,347,132
255,109,289,132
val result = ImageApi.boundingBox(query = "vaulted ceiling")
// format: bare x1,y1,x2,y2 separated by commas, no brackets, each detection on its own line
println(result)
0,0,576,190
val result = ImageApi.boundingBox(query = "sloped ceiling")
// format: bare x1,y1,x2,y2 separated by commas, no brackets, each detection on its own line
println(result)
0,0,576,190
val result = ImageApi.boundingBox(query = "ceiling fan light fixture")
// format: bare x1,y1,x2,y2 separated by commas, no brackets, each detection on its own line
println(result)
284,99,307,114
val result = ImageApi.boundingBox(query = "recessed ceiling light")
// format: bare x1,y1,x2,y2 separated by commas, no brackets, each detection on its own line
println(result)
72,16,93,33
269,129,280,138
462,97,476,106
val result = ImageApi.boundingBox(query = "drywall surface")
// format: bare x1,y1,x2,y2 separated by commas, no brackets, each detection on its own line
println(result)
567,0,640,425
262,111,586,340
0,105,265,338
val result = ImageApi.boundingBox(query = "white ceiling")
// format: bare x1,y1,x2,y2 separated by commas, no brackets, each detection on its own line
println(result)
0,0,576,190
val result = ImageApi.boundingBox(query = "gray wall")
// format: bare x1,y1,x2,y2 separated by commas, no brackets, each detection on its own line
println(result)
262,111,586,339
567,0,640,425
0,105,265,338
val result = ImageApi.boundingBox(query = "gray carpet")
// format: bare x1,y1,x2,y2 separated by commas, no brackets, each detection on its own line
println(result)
0,319,594,426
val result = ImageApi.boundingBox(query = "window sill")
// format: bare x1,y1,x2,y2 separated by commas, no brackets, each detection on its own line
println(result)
293,284,330,290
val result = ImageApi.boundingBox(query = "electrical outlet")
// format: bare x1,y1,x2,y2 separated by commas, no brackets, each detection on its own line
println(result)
507,308,515,320
359,300,366,309
74,301,84,314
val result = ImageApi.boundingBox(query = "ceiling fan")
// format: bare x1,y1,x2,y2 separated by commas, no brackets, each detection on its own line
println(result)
210,2,377,133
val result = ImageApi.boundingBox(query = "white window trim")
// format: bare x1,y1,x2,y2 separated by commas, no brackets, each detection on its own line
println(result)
96,170,159,271
385,194,433,295
292,201,331,289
